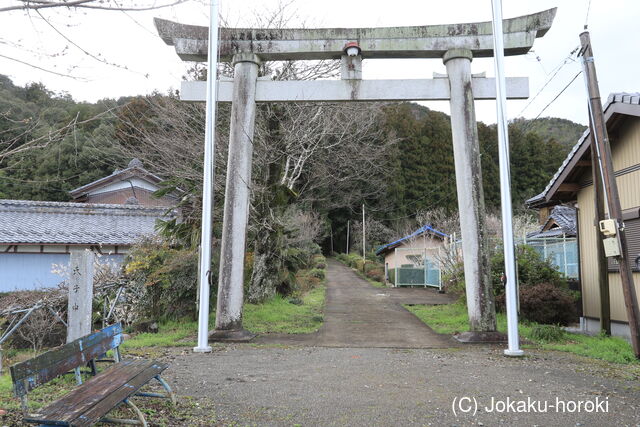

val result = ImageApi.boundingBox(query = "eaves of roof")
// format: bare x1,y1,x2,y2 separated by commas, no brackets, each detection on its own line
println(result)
526,93,640,209
69,166,165,198
375,224,447,256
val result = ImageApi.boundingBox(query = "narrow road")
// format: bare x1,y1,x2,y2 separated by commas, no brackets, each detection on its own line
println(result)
316,259,455,348
256,259,455,348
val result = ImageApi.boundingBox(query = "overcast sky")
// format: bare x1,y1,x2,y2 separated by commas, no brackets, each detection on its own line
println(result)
2,0,638,125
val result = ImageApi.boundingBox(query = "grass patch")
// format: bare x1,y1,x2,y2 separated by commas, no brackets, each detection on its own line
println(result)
359,274,386,289
0,366,87,412
244,285,325,334
122,319,198,349
405,303,639,365
124,282,327,346
0,372,12,399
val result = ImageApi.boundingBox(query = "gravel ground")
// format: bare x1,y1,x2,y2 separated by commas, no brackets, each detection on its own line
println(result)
4,262,638,427
164,344,640,426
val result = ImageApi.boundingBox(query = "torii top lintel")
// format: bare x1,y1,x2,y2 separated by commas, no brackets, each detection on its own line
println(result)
154,8,556,62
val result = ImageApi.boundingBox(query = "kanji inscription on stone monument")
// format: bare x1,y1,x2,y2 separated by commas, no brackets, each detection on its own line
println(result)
66,248,95,343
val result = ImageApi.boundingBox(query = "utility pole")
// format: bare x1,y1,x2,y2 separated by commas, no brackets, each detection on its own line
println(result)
589,120,611,335
579,30,640,357
491,0,523,356
194,0,219,353
362,204,366,268
330,224,334,254
346,220,350,254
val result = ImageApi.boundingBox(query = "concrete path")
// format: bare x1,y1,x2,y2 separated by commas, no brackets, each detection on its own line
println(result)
256,259,455,348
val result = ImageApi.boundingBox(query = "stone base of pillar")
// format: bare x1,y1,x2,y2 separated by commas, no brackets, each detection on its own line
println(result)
208,328,256,342
453,331,507,344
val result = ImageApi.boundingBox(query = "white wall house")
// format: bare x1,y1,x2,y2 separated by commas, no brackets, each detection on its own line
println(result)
0,200,172,292
376,225,448,288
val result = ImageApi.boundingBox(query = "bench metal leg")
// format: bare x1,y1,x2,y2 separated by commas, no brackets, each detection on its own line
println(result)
125,399,147,427
99,399,148,426
133,375,176,405
74,367,83,385
156,375,177,405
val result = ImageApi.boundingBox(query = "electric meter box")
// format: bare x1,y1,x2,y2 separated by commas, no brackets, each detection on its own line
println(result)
603,236,621,257
599,219,617,237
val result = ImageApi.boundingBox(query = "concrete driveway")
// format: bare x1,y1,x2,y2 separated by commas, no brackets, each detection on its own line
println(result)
255,259,455,348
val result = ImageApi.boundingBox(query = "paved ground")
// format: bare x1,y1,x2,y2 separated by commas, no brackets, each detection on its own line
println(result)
162,260,640,426
255,260,454,348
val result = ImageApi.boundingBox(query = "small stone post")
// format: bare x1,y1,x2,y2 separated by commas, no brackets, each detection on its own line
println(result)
444,48,497,333
210,53,260,341
67,248,95,343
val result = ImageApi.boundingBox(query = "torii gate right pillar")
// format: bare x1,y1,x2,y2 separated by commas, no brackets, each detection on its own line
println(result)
444,48,497,332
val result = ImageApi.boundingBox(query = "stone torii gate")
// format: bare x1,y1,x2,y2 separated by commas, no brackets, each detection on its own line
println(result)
155,8,556,341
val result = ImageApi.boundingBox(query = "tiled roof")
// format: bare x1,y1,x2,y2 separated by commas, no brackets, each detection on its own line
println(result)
69,160,164,199
526,92,640,207
549,205,577,235
527,205,576,238
376,224,447,255
0,199,173,245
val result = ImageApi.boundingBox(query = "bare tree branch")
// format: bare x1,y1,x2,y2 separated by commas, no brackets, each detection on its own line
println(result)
0,0,189,13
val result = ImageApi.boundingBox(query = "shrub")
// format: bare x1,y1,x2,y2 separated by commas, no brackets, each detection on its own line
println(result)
491,245,567,297
313,254,327,269
366,268,384,282
294,272,321,294
442,260,465,299
309,268,326,280
449,245,570,307
125,240,205,321
516,282,577,325
345,253,362,268
364,260,381,274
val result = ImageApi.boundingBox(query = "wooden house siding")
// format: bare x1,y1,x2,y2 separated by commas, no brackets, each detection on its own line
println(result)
577,118,640,323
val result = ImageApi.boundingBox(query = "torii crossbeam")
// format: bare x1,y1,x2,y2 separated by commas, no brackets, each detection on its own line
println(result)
155,8,556,343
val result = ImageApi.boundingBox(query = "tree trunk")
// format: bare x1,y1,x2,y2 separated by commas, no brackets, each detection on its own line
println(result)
248,226,281,303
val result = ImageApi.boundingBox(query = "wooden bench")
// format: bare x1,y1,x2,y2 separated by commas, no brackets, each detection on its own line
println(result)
10,323,176,427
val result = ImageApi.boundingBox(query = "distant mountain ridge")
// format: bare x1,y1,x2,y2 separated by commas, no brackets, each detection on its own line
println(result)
511,117,587,150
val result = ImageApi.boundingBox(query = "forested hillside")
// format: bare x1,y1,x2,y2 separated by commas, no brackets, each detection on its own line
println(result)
0,75,126,200
511,117,586,150
1,75,576,246
381,103,571,215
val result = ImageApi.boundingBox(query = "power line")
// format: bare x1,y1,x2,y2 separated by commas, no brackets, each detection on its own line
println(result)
584,0,593,29
530,70,583,122
517,46,580,117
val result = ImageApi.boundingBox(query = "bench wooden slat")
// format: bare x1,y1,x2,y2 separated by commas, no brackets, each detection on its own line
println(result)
11,324,123,396
24,360,156,425
11,323,174,427
73,362,168,427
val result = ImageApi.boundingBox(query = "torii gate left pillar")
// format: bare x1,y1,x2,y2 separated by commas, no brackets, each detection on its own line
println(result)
209,53,260,341
155,8,556,342
444,49,496,333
